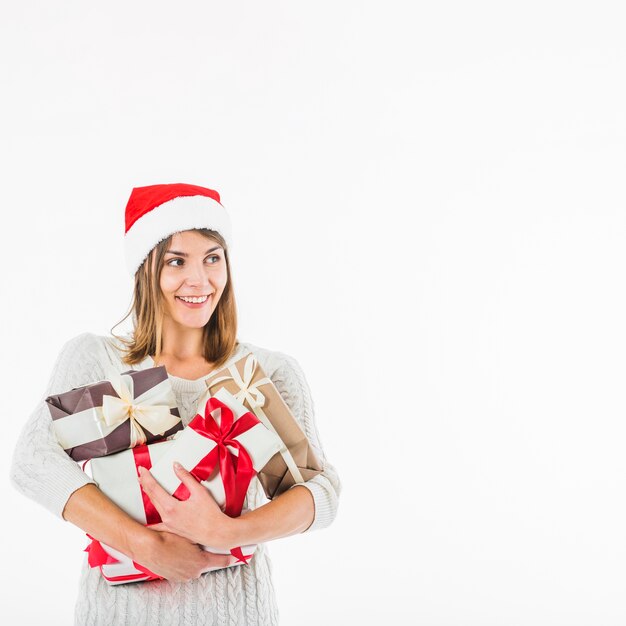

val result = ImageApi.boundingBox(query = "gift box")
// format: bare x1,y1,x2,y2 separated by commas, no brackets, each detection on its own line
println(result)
87,434,257,585
85,538,241,585
85,539,157,584
90,440,172,526
149,387,285,519
86,438,170,584
46,366,183,461
204,353,323,498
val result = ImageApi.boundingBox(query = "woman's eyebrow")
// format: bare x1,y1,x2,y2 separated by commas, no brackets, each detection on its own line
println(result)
165,246,223,257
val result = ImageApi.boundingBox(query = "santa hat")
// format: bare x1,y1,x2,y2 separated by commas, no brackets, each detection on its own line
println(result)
124,183,232,275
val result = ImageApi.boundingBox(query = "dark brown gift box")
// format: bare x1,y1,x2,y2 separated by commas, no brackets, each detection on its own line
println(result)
46,366,182,461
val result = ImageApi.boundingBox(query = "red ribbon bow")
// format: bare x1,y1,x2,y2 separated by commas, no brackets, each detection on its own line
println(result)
173,395,261,564
85,535,160,582
175,395,261,519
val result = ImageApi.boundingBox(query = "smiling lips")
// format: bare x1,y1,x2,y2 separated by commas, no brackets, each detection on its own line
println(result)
177,295,209,303
176,295,211,307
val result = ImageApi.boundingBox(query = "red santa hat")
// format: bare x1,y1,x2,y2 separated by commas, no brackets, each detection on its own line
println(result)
124,183,232,275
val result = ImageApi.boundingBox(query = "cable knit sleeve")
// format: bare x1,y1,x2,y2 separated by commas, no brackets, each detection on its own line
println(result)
270,352,341,532
9,332,107,519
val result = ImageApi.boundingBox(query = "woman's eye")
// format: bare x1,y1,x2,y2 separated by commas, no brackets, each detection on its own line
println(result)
165,255,220,267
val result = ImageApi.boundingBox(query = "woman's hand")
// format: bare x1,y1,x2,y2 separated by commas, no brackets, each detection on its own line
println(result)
139,460,316,553
138,462,237,551
61,484,236,583
133,529,239,583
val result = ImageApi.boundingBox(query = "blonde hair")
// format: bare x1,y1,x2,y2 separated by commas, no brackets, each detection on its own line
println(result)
112,229,238,368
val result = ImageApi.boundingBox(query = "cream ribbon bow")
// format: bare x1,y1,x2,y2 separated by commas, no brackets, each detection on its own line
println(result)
207,354,305,484
208,353,273,410
102,368,180,447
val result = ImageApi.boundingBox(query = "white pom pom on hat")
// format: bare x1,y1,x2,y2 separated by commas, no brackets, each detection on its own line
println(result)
124,182,232,276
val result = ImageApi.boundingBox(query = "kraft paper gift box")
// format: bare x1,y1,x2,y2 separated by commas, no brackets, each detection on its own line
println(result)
46,366,183,461
87,438,256,585
204,353,323,499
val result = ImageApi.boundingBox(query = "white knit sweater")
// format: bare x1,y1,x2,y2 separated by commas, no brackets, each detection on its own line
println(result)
10,333,341,626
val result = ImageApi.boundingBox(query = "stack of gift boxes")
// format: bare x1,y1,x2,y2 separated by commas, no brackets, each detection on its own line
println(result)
46,353,322,585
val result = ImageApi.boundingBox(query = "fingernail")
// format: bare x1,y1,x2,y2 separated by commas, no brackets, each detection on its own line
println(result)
173,461,182,470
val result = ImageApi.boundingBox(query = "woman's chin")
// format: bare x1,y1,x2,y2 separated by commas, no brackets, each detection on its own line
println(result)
172,314,212,330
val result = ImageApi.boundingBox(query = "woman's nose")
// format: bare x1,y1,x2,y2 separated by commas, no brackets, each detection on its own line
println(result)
184,261,208,286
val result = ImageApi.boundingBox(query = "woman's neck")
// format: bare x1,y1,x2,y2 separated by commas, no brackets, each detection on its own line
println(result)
158,320,205,362
153,325,217,379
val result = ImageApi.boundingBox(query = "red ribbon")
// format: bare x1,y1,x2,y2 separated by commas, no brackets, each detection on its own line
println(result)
85,535,160,581
174,396,260,520
172,395,261,564
85,444,163,577
230,546,254,565
101,571,157,583
85,535,119,567
132,445,162,526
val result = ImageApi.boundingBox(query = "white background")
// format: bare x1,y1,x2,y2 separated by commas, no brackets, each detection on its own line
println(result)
1,1,626,624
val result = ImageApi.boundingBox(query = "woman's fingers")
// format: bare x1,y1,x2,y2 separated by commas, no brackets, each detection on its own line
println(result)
173,461,203,495
173,463,222,513
201,549,238,570
137,466,175,516
138,462,228,547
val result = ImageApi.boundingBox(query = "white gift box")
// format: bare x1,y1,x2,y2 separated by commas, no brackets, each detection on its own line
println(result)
149,387,284,516
90,527,255,585
90,439,172,524
90,542,154,585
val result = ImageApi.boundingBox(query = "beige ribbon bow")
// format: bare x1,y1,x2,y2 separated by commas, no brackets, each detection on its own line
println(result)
102,368,180,447
209,353,272,410
208,354,305,484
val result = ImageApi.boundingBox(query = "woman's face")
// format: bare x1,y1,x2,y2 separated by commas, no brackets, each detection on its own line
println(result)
159,230,228,330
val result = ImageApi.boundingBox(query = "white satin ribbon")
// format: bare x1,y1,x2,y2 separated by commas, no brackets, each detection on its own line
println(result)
207,354,305,484
102,368,181,447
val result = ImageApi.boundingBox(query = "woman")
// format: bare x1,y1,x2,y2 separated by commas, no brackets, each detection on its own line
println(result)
10,183,341,625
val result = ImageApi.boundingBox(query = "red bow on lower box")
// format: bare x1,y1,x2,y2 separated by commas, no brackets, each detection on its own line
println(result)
85,535,160,583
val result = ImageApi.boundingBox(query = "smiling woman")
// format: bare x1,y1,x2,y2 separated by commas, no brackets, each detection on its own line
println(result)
9,182,341,626
160,233,228,329
118,226,237,380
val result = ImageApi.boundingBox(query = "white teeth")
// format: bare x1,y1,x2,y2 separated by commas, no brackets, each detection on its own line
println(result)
177,295,208,303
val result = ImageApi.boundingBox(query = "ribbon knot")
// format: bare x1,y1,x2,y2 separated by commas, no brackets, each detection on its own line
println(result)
101,368,180,447
206,354,306,485
173,395,261,565
208,354,272,411
176,396,261,519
